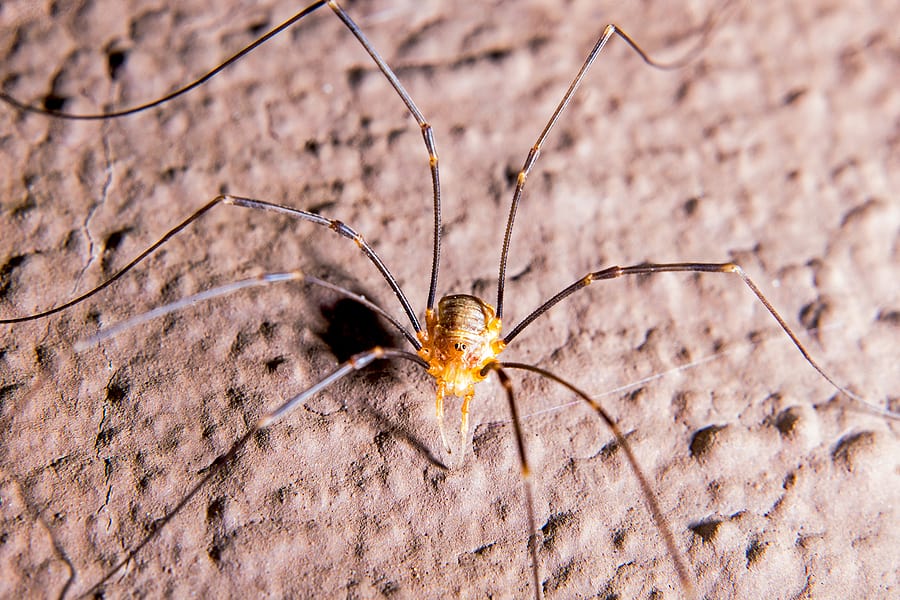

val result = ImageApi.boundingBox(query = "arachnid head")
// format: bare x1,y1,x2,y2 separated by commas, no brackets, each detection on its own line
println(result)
417,294,506,397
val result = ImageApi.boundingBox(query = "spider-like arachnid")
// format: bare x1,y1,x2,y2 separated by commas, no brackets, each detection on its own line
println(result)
1,0,897,598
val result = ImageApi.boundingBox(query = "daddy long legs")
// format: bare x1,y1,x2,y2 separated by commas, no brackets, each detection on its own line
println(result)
1,0,898,597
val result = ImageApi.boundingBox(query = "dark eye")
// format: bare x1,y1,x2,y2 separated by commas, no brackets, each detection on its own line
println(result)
454,342,467,351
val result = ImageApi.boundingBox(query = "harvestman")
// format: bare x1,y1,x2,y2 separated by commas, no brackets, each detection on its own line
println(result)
1,1,894,598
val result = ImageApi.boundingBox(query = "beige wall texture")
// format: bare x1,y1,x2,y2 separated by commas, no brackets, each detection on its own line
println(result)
1,0,897,598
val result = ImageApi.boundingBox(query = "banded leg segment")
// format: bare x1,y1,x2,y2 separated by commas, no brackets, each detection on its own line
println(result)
73,270,419,352
256,346,426,430
0,2,331,119
1,194,421,344
494,15,726,319
224,195,422,334
504,261,864,406
328,1,443,312
1,0,445,317
481,363,542,600
496,23,621,319
498,361,696,599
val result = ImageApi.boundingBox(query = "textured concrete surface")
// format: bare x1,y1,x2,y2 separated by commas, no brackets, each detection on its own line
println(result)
1,0,898,598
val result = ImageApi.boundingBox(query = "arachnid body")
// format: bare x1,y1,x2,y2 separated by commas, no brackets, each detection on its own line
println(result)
1,0,898,598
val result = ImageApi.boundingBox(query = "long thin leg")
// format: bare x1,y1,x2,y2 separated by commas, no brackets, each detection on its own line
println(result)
224,195,423,332
327,1,443,313
1,0,444,317
73,269,419,352
495,361,696,600
256,346,426,430
78,345,425,596
0,2,330,120
503,261,892,416
495,7,728,319
480,363,542,600
0,195,421,339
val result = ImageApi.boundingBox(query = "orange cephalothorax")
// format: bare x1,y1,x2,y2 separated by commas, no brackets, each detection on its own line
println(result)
417,294,506,458
418,294,505,395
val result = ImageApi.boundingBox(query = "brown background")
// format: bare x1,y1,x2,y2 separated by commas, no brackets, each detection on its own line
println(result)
1,0,898,598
